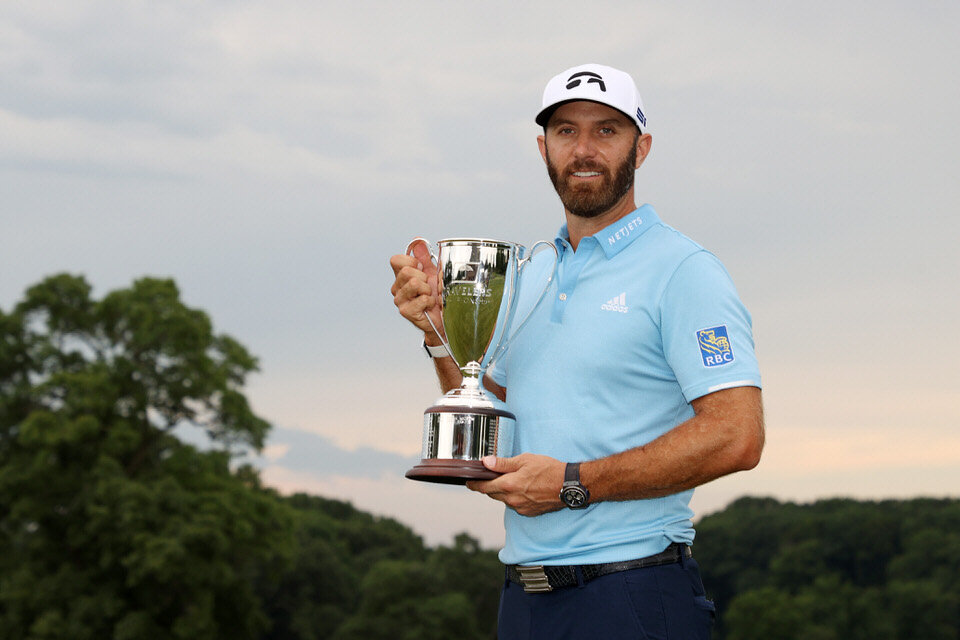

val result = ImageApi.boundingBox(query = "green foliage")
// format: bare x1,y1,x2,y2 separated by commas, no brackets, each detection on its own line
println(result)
696,497,960,639
0,274,292,639
1,274,504,639
259,495,501,640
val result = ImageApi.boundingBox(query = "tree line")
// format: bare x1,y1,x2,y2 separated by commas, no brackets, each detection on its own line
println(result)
695,496,960,639
2,275,956,639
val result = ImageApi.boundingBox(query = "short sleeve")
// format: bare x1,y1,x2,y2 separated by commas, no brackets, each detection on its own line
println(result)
660,251,762,402
487,360,507,387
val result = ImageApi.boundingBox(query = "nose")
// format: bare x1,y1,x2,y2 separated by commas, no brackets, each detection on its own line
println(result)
572,131,597,158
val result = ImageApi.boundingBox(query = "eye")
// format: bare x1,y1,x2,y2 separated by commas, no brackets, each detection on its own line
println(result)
599,126,615,135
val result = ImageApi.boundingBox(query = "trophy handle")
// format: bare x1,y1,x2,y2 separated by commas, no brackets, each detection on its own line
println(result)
405,238,456,362
488,240,558,367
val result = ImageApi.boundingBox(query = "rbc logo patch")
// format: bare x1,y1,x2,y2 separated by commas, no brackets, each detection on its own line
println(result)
698,325,734,367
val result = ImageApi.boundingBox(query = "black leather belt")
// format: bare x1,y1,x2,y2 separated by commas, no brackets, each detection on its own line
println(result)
507,542,692,593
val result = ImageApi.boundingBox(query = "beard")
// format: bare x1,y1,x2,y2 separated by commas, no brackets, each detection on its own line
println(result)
546,144,637,219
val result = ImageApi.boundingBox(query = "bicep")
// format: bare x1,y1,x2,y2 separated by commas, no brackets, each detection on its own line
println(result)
691,385,762,419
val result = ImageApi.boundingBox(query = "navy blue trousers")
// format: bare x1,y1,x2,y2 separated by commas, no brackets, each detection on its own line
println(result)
497,553,715,639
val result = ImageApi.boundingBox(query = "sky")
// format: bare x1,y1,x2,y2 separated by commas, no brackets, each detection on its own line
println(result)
2,1,958,547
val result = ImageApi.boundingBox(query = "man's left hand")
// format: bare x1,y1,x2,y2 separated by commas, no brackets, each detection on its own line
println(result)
466,454,566,517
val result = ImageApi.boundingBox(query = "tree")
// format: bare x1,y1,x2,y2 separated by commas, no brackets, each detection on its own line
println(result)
697,497,960,640
0,274,293,639
332,559,483,640
258,493,428,640
723,586,804,640
426,533,502,639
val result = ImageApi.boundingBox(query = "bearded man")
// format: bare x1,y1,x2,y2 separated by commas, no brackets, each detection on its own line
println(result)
390,63,764,639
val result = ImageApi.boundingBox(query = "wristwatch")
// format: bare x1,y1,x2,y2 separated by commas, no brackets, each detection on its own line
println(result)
559,462,590,509
422,338,450,358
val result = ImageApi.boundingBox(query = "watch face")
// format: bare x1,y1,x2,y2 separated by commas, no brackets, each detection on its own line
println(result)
561,486,588,509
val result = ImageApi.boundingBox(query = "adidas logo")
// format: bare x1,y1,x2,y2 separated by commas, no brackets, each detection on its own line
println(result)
601,293,628,313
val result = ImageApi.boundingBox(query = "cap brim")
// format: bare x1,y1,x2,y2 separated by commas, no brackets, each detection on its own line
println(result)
535,99,641,131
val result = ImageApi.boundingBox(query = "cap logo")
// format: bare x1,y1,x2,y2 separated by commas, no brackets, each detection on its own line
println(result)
566,71,606,92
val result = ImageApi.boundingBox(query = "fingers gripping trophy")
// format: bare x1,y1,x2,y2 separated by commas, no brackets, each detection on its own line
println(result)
403,237,557,485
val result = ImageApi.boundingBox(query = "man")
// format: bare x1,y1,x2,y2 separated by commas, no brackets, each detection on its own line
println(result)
390,63,764,639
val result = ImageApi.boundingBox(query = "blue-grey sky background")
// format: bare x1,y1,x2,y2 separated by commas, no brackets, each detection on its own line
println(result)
2,1,958,546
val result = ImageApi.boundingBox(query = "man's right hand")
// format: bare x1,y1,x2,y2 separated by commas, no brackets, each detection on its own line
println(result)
389,239,444,339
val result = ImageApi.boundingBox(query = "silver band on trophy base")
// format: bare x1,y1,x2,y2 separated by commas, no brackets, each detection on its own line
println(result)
404,237,557,485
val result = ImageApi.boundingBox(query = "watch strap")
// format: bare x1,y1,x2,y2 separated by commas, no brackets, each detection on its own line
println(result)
422,339,450,358
560,462,590,509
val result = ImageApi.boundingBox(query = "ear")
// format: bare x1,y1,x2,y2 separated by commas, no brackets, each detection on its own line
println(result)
537,134,548,164
635,133,652,169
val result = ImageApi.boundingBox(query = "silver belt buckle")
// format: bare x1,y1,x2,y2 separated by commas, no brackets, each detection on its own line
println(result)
516,565,553,593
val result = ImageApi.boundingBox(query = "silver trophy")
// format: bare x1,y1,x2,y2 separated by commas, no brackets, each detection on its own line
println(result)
405,237,557,484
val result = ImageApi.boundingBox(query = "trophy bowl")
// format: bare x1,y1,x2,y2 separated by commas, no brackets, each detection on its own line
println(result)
404,237,556,485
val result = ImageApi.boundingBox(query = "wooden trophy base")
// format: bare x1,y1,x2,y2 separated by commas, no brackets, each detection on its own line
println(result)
405,458,500,485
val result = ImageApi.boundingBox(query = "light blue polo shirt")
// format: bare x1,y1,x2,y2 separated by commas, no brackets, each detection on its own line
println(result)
489,204,761,566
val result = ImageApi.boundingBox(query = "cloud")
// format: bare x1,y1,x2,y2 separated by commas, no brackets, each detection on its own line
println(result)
3,0,959,546
252,425,418,478
0,106,509,197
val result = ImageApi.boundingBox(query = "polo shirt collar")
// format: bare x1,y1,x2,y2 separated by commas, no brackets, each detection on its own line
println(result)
555,204,659,259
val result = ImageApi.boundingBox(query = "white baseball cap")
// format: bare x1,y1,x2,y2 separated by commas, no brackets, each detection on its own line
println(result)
536,63,647,133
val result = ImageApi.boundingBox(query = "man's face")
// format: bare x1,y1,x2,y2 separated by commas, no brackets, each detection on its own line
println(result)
539,101,644,219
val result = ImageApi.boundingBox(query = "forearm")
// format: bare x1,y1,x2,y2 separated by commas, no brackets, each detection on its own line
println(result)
424,331,463,393
581,386,764,502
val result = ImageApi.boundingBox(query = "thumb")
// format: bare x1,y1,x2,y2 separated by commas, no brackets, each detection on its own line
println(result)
482,455,521,473
410,241,437,276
